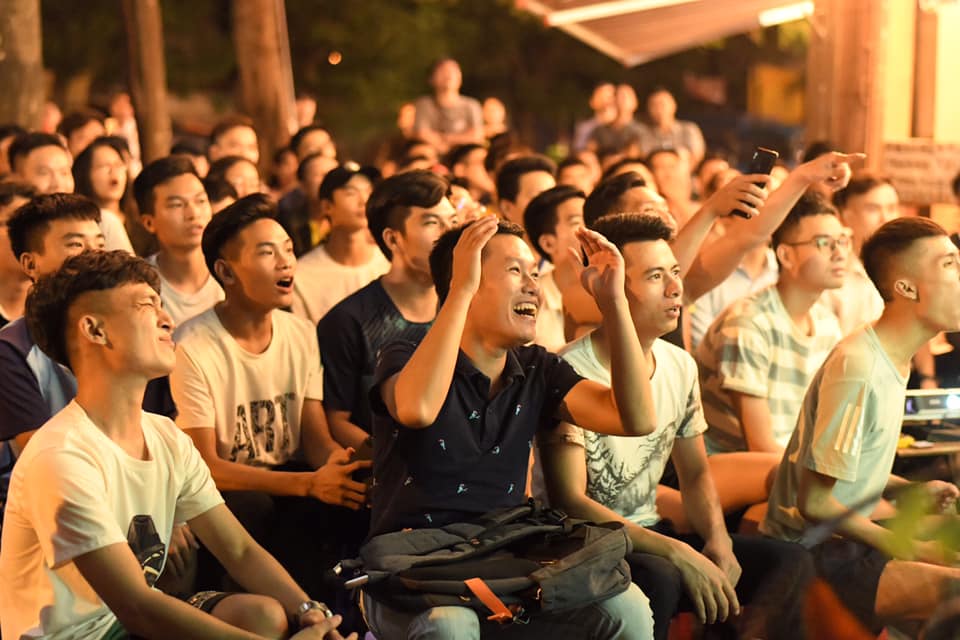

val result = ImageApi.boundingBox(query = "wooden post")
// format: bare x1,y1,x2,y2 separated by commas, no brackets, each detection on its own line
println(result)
121,0,173,165
0,0,44,128
232,0,297,172
805,0,915,169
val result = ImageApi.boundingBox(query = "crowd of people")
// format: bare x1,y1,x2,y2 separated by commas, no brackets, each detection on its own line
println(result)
0,55,959,640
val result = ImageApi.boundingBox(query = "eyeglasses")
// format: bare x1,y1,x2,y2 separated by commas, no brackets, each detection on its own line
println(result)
783,234,852,254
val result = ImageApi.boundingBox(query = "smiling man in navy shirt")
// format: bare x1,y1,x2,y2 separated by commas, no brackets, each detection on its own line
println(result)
364,216,657,639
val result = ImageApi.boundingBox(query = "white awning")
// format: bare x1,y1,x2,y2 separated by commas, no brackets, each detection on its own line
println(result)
516,0,814,66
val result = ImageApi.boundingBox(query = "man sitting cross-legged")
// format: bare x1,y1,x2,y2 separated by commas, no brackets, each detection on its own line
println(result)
363,217,659,639
0,250,353,640
540,214,814,640
762,217,960,634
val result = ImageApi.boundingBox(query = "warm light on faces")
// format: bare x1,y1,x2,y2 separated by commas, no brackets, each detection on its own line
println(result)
142,173,212,251
623,239,683,339
541,197,584,261
324,175,373,230
899,235,960,332
25,219,105,279
779,214,849,291
841,184,900,245
75,282,175,378
220,218,296,310
558,164,593,196
506,171,556,228
619,186,676,231
471,234,541,347
394,197,459,275
301,156,339,203
67,120,105,157
89,145,128,205
225,160,261,198
647,91,677,125
20,146,74,195
212,126,260,165
296,130,333,161
0,196,29,275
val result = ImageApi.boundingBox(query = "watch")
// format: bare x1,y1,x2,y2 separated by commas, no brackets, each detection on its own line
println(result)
297,599,334,621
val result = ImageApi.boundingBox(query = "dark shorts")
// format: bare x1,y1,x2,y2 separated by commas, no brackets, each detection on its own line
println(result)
101,590,236,639
810,538,890,633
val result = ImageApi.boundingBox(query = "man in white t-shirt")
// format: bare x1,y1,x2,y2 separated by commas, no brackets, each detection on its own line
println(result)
762,217,960,634
0,250,353,640
697,192,846,454
540,214,813,640
291,166,390,325
171,194,370,615
135,155,224,326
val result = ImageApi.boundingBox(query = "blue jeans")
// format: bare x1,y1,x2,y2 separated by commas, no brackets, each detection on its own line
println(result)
361,583,654,639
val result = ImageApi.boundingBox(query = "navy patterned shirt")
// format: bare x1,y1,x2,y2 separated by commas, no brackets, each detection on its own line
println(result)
368,341,583,536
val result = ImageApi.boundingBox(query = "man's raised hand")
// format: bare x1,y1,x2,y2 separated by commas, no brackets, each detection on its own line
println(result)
449,216,499,301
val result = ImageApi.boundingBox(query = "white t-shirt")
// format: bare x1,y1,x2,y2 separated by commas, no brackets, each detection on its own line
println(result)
99,209,134,255
0,401,222,640
170,308,324,467
543,334,707,526
290,245,390,325
534,264,566,353
145,254,224,327
761,326,906,543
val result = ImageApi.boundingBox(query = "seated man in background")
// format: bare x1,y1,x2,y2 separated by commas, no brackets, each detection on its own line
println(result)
697,192,846,454
170,194,369,602
0,181,35,326
541,213,813,640
0,250,352,640
319,170,458,452
363,217,658,638
762,217,960,635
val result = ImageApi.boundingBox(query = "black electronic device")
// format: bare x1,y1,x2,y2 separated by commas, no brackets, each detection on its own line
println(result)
731,147,779,219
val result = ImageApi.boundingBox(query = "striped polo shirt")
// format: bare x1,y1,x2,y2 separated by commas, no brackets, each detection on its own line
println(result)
696,285,842,453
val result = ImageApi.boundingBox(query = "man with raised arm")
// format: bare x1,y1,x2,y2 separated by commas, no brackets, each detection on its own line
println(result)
362,216,657,639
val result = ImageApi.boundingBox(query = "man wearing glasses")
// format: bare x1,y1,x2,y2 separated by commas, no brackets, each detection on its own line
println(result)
696,192,847,454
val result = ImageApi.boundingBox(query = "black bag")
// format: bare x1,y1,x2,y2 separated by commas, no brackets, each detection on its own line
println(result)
334,500,633,624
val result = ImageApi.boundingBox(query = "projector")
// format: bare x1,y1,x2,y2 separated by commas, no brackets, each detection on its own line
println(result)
903,388,960,423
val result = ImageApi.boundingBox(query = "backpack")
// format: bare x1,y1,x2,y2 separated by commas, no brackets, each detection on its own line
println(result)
334,500,633,624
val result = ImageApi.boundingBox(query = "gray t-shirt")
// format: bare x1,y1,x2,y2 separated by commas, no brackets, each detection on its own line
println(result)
413,95,483,137
761,326,906,543
542,334,707,526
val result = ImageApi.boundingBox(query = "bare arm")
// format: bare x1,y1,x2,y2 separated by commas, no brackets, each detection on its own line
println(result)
325,409,372,453
683,152,863,304
558,228,655,436
541,434,739,623
729,390,782,453
385,216,499,428
300,398,341,468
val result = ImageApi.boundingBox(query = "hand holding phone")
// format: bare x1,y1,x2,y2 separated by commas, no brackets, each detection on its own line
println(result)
730,147,778,219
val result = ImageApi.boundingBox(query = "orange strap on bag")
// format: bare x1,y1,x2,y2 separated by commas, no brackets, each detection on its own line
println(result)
464,577,515,623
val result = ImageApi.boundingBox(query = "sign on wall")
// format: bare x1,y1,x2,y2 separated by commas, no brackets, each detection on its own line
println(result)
882,140,960,205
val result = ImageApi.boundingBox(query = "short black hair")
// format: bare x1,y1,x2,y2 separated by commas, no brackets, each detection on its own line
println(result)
289,124,330,157
133,155,200,215
57,109,105,142
210,114,256,146
771,191,839,250
591,213,674,253
802,140,833,163
171,139,207,158
26,250,160,370
8,132,67,174
953,171,960,200
7,193,101,259
201,193,277,285
367,170,449,260
73,137,130,205
557,156,588,173
861,216,947,301
0,124,27,143
429,219,524,305
296,152,330,184
584,171,647,228
0,181,36,208
600,156,647,182
495,155,556,204
523,185,585,261
832,172,894,210
203,176,238,204
445,143,485,170
206,155,258,188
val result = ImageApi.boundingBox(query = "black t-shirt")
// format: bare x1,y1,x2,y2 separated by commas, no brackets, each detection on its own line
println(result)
367,341,583,537
318,279,432,434
0,311,8,330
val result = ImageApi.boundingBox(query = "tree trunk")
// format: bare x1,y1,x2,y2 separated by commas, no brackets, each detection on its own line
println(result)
232,0,297,172
121,0,172,165
0,0,44,128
